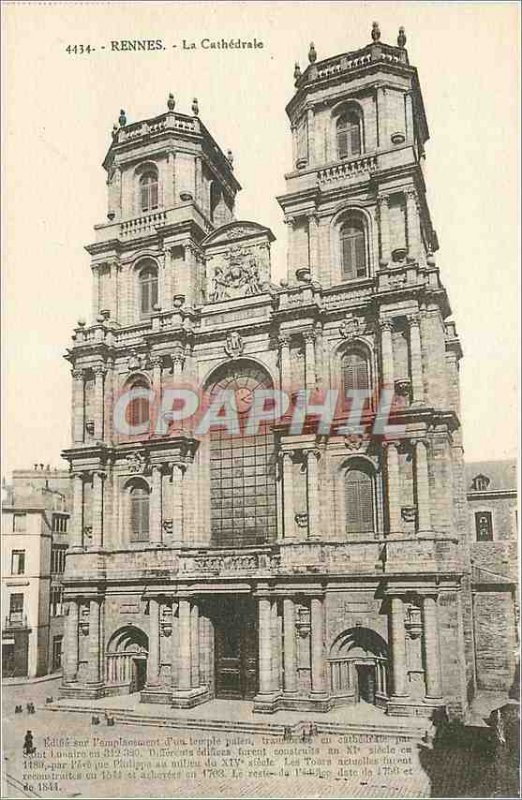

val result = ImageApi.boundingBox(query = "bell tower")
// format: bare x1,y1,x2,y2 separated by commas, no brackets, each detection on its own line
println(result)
88,94,240,320
278,22,437,288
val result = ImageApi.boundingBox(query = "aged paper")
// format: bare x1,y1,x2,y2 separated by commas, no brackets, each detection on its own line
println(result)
2,2,519,799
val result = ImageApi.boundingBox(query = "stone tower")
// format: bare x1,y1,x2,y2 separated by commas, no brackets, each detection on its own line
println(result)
61,25,474,719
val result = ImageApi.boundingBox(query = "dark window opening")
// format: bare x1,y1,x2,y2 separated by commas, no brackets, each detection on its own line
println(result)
475,511,493,542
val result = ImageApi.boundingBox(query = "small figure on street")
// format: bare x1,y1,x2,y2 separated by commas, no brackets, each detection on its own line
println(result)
23,730,35,756
26,702,35,715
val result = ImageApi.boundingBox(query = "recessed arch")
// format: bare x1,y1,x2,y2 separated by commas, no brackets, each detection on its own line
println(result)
123,477,151,543
328,626,389,703
331,100,364,160
106,625,149,693
331,206,374,282
203,359,277,549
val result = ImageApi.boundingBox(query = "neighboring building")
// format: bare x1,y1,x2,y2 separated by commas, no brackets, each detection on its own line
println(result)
465,460,518,692
1,466,71,677
59,24,514,720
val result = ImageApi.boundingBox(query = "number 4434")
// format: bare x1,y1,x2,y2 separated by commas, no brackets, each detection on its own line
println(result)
66,44,94,54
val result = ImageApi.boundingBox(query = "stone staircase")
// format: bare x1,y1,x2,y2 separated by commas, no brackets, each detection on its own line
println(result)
45,701,425,740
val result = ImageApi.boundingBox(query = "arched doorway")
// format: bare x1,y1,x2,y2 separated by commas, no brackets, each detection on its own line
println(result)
106,626,148,693
328,627,388,706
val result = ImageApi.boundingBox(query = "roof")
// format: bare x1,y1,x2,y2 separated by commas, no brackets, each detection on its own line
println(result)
465,460,517,494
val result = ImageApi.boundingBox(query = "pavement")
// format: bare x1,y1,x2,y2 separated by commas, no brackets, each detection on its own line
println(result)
1,679,517,799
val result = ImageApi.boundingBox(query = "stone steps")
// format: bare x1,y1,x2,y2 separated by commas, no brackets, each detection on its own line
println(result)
44,702,425,741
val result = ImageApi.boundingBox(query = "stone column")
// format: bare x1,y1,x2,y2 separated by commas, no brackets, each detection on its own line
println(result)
171,348,186,382
408,314,424,404
71,473,84,549
377,86,388,148
415,439,431,533
282,451,295,540
171,464,185,546
406,190,422,263
87,598,102,684
258,595,274,695
310,596,327,696
91,470,105,549
93,365,106,441
109,261,118,320
385,441,401,534
165,150,176,208
378,195,391,267
389,596,408,697
178,598,192,691
71,369,85,444
151,356,163,404
278,334,291,392
380,319,394,389
306,448,320,538
283,597,298,694
422,595,443,699
191,601,200,688
271,599,281,692
291,124,298,168
304,330,316,391
147,598,160,686
307,107,315,164
170,600,178,688
194,155,202,207
91,265,101,320
150,465,163,545
63,599,79,682
405,92,414,142
308,213,319,281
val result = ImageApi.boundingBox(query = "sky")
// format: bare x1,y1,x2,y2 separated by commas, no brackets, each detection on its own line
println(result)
2,1,520,475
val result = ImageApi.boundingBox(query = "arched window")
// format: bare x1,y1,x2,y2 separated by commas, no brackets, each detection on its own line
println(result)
336,111,361,160
129,481,150,542
345,464,374,534
206,361,277,548
138,264,158,318
126,379,151,429
139,171,159,213
341,220,367,279
342,352,370,395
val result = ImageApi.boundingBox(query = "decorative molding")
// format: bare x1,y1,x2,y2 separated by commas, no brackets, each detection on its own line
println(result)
224,330,244,359
344,434,369,452
124,450,150,475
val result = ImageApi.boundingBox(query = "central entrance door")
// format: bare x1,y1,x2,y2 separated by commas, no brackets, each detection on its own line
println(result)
214,596,257,699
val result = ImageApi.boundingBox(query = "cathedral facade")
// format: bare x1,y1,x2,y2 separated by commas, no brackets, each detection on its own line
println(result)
61,25,475,719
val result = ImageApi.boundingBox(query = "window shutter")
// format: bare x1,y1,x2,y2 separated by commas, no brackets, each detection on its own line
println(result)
350,120,361,156
346,468,374,534
337,128,348,159
343,354,369,393
355,232,366,276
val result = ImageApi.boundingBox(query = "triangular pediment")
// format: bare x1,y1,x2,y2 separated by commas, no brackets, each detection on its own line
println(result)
202,220,275,249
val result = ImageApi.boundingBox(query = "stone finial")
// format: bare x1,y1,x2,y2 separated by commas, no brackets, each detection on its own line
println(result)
293,62,302,83
397,26,406,48
371,21,381,42
308,42,317,64
226,149,234,168
192,97,199,116
118,109,127,127
167,93,176,111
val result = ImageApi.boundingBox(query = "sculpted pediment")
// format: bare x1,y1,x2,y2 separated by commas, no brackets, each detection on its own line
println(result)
202,220,275,248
